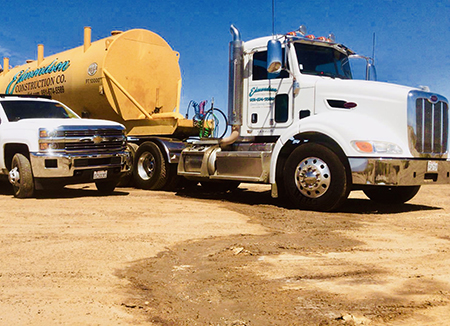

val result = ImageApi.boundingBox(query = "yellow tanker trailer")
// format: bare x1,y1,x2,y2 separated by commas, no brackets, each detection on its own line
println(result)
0,27,200,189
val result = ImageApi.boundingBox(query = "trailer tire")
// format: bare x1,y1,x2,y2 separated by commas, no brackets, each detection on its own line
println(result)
363,185,420,205
133,142,168,190
284,143,350,211
163,163,182,191
9,153,35,198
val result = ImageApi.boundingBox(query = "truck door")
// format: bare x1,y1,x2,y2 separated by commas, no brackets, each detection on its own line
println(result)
247,49,293,132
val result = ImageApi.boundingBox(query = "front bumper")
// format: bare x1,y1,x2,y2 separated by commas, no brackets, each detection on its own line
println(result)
349,158,450,186
30,151,131,178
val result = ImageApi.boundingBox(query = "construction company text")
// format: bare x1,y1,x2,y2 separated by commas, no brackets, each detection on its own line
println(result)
5,59,70,94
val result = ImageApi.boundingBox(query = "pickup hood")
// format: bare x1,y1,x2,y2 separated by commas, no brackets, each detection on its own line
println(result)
9,118,125,130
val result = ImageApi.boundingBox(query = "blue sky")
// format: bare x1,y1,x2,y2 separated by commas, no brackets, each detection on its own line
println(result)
1,0,449,116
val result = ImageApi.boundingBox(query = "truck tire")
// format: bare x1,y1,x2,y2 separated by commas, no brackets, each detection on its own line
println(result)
95,179,118,194
284,143,350,211
9,153,35,198
363,185,420,205
133,142,168,190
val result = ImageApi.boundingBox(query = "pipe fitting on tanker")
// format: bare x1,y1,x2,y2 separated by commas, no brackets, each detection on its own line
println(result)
221,24,243,147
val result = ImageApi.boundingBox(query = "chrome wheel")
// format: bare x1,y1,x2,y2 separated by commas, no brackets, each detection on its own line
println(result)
137,152,156,181
294,157,331,198
8,167,20,186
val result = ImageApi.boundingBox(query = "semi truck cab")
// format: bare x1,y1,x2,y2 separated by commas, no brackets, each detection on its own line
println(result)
178,25,450,211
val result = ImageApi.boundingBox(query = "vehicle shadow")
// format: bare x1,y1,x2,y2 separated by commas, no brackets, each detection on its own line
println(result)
35,187,130,199
175,185,441,215
0,181,129,199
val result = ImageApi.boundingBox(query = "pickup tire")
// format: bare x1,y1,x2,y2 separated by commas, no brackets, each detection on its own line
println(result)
133,142,168,190
284,143,350,211
363,185,421,205
9,153,35,198
95,179,118,194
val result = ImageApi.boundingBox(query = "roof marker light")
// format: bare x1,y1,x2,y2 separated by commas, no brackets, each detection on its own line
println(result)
328,33,336,43
298,25,307,36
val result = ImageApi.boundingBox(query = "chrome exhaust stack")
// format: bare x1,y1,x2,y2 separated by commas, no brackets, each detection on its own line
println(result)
220,25,243,147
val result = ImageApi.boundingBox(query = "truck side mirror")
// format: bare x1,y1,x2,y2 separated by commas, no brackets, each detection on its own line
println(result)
267,39,282,73
366,63,377,81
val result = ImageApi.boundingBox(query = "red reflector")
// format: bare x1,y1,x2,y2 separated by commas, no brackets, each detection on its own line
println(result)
344,102,357,108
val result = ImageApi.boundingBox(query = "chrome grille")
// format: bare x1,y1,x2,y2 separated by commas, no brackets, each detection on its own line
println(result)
408,90,449,158
39,125,126,153
63,129,124,137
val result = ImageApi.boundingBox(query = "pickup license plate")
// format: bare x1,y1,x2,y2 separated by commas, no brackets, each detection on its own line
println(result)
427,161,438,173
93,170,108,180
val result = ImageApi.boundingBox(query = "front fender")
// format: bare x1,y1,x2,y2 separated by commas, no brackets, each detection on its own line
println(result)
270,111,410,184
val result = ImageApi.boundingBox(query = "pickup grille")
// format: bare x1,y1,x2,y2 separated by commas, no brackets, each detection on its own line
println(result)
39,125,126,153
408,91,449,158
63,129,124,137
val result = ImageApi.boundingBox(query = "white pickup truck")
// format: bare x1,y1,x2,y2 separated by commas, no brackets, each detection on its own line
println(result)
0,94,130,197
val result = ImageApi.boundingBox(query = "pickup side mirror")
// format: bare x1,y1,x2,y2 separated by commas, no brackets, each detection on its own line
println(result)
267,39,282,73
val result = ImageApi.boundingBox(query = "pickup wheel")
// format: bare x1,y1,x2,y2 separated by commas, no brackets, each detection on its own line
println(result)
9,153,35,198
133,142,168,190
284,143,350,211
363,185,420,205
95,179,118,194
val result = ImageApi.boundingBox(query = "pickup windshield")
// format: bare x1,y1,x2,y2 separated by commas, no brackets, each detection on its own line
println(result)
1,100,79,122
294,43,352,79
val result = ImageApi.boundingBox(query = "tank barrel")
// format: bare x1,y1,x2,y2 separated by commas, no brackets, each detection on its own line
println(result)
3,58,9,73
84,27,91,52
37,44,44,66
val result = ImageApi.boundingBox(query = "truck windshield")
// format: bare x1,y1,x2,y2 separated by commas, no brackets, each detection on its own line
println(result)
294,43,352,79
1,100,79,122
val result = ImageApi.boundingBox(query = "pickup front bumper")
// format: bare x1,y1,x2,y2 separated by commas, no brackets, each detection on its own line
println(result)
29,151,131,178
349,158,450,186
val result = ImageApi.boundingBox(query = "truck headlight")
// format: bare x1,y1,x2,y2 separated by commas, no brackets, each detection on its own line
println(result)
39,128,64,151
351,140,402,154
40,142,64,151
39,128,60,138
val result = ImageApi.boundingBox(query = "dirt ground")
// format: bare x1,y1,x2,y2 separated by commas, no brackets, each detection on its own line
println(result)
1,181,450,325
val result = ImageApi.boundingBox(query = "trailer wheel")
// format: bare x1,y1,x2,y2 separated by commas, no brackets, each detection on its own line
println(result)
363,185,420,205
284,143,350,211
95,179,118,194
133,142,168,190
9,153,35,198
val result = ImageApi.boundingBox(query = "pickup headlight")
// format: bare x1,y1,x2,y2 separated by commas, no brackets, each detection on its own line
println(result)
351,140,403,154
39,128,63,138
39,128,64,151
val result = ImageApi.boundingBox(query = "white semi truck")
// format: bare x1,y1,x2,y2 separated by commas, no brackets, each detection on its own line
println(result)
1,26,448,210
176,25,450,211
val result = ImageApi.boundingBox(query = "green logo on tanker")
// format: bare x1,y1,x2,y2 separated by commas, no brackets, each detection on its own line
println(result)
6,59,70,94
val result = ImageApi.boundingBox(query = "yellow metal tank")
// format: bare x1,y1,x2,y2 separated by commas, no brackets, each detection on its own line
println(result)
0,27,196,137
